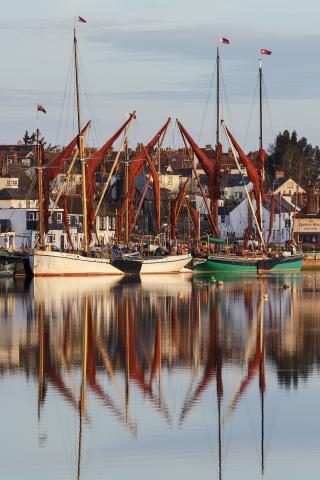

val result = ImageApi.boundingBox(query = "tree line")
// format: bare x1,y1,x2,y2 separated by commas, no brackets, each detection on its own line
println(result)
266,130,320,186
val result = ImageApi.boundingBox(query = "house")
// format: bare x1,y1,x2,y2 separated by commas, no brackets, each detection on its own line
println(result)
293,185,320,249
221,174,253,202
218,195,297,244
273,176,305,200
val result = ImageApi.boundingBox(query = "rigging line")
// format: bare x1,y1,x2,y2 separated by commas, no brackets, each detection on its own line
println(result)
55,48,74,147
198,64,216,145
77,54,101,148
262,77,275,141
220,68,236,143
243,74,259,151
262,80,275,193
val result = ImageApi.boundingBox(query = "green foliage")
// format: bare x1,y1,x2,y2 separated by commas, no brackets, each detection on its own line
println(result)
267,130,320,186
22,130,48,147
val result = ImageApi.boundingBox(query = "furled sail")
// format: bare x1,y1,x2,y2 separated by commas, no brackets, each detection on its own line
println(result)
117,119,171,239
176,121,220,236
223,125,262,204
85,114,135,245
170,176,190,239
127,118,171,204
142,146,161,234
46,122,91,183
43,122,91,233
185,200,200,238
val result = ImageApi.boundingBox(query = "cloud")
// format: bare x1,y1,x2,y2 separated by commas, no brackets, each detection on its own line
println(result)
84,23,320,101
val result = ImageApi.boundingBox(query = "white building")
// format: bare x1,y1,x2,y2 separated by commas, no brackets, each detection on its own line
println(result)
218,196,298,245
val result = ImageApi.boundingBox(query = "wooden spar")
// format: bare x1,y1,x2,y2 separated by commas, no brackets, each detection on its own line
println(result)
221,120,265,248
279,192,282,245
176,176,190,218
73,28,88,251
184,197,200,239
216,47,220,146
180,130,217,234
49,122,91,221
214,46,221,237
259,60,263,153
36,129,45,246
258,59,263,236
130,175,151,235
49,149,78,217
124,130,129,245
94,114,135,220
142,145,161,234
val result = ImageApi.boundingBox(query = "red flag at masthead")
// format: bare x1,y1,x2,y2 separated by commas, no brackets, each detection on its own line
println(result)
260,48,272,55
75,16,87,23
37,104,46,114
219,37,230,45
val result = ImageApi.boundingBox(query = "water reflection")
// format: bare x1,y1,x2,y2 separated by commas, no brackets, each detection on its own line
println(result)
1,273,320,479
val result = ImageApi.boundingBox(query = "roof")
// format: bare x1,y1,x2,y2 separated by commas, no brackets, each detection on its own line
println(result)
0,189,37,201
264,195,296,214
221,174,251,188
218,206,234,215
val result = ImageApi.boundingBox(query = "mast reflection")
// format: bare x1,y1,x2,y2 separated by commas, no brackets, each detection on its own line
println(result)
1,273,319,478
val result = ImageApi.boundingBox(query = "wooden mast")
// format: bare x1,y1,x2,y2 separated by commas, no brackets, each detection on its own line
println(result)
94,114,135,220
258,59,264,245
222,120,265,247
73,27,88,252
36,129,45,246
215,46,220,237
124,128,129,245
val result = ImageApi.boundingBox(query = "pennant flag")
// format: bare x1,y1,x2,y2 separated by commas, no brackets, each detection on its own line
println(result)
260,48,272,55
75,16,87,23
37,104,46,114
219,37,230,45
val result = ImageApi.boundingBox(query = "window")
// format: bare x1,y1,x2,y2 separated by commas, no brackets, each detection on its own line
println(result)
57,212,63,224
0,219,11,233
26,211,38,230
99,217,107,230
221,215,225,224
285,219,291,228
109,217,116,230
6,156,13,164
27,211,38,221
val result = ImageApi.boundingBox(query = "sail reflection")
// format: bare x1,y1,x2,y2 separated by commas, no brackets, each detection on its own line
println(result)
1,273,320,478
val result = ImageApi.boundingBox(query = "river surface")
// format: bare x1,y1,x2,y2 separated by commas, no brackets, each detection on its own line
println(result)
0,272,320,480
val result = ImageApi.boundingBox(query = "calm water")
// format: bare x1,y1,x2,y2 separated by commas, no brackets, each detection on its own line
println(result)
1,273,320,479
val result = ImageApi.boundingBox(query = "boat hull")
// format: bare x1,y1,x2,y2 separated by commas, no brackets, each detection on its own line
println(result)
193,255,258,273
193,253,303,274
29,251,125,276
140,254,192,274
258,254,303,272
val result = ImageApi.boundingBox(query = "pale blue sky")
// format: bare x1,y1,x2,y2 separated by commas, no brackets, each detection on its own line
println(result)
1,0,320,151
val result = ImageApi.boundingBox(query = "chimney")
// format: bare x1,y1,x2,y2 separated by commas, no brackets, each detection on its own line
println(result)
275,168,285,179
306,184,317,215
